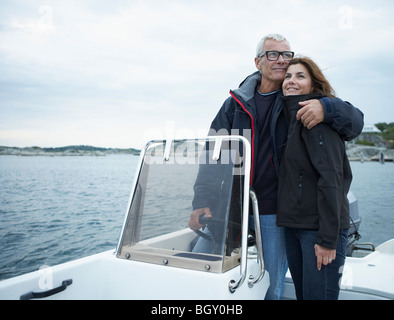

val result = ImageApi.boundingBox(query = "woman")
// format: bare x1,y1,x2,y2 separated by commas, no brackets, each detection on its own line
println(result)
277,57,353,300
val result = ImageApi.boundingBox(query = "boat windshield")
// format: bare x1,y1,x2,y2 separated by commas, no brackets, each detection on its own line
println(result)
116,137,249,273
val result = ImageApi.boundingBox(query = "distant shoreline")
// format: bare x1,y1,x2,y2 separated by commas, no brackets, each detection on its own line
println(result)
0,145,140,157
1,144,393,162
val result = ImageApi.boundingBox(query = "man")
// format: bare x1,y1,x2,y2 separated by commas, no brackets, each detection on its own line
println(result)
189,34,364,299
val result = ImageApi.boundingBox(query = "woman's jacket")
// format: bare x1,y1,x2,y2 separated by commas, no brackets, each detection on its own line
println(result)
276,94,353,249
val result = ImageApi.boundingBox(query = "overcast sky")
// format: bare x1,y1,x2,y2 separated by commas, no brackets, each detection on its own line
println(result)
1,0,393,149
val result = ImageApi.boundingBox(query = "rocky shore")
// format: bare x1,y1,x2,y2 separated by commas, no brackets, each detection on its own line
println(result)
346,143,394,162
0,145,140,157
346,133,394,162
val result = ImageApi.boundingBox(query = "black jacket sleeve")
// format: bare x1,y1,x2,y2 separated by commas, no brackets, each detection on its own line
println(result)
320,97,364,141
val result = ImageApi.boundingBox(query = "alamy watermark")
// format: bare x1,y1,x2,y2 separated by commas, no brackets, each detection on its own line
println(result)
144,126,251,173
38,5,54,30
38,265,53,290
338,5,353,30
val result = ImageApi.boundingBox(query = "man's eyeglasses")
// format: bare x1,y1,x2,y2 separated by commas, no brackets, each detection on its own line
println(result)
258,51,294,61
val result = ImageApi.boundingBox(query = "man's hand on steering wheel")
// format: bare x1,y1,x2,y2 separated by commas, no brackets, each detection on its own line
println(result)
188,207,212,231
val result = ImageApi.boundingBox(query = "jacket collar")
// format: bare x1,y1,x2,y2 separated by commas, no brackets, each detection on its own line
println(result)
231,71,261,102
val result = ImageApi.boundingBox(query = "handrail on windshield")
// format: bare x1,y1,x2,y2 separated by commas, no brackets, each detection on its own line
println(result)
226,136,251,293
248,189,265,288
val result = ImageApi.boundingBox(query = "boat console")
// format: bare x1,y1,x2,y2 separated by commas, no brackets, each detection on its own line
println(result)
116,136,265,292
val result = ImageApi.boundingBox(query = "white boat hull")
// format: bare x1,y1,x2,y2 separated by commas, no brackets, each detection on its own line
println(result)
0,249,269,300
1,239,393,300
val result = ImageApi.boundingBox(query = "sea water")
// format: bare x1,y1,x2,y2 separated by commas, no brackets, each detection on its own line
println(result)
0,155,393,281
0,155,138,281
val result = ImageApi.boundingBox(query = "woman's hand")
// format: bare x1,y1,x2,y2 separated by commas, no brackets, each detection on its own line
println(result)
314,244,336,271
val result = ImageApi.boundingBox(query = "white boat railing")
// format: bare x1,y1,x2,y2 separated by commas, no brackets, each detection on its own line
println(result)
248,190,265,288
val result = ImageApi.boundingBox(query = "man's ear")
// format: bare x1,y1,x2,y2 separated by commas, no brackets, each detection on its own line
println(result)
254,57,261,71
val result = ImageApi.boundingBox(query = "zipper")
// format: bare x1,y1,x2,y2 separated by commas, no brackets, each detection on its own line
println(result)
319,132,328,161
319,133,324,147
298,172,303,203
229,91,255,186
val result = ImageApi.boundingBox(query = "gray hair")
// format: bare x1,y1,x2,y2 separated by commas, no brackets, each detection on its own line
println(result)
256,34,290,57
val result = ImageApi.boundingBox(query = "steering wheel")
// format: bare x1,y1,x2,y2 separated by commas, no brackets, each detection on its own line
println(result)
194,215,217,241
195,215,255,245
